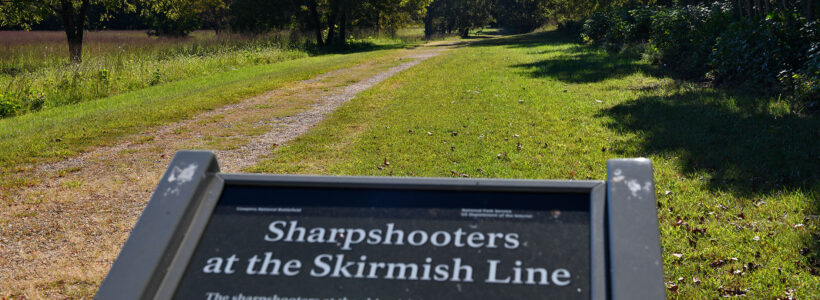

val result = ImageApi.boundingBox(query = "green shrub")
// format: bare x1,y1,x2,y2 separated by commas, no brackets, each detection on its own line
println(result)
711,14,819,99
0,93,22,117
557,20,584,35
581,11,611,44
580,3,817,111
792,40,820,108
649,4,732,77
581,7,655,47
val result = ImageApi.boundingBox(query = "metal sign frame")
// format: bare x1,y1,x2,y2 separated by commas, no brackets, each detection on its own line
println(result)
96,151,663,300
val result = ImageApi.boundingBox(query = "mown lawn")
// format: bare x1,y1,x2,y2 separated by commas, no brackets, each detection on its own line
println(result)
254,31,820,298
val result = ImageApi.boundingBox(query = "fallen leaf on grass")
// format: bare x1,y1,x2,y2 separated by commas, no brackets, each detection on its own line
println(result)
732,269,745,276
450,170,470,178
745,263,760,271
779,288,796,300
710,259,727,267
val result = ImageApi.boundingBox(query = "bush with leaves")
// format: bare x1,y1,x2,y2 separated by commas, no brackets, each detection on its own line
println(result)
649,3,732,77
580,7,655,46
581,10,612,44
711,14,819,99
0,93,21,118
792,39,820,108
581,2,818,110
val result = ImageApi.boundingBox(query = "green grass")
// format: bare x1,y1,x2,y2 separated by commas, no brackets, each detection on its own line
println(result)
0,29,426,118
0,48,399,170
253,31,820,298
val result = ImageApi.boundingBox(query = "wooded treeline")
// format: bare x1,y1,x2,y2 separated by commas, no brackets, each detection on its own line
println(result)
2,0,818,94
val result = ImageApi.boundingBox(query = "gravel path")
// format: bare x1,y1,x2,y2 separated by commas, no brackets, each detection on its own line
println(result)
217,50,443,172
0,45,448,297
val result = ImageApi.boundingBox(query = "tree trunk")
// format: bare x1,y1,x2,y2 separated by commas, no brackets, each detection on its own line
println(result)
424,5,433,40
59,0,89,63
308,0,324,46
460,28,469,38
737,0,744,20
68,36,82,62
339,3,348,45
808,0,815,20
755,0,762,18
326,22,336,46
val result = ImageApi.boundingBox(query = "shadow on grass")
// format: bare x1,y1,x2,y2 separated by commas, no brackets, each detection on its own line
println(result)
469,30,656,83
472,29,820,197
480,31,820,197
514,51,654,83
601,90,820,274
468,30,578,48
303,41,410,56
601,91,820,196
486,28,820,276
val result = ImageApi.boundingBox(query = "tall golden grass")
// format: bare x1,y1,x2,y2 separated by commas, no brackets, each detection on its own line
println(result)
0,30,313,117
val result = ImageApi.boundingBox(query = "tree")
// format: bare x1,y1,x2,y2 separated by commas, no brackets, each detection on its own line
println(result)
0,0,133,62
229,0,299,33
141,0,221,36
425,0,493,38
495,0,553,33
230,0,430,47
200,0,230,34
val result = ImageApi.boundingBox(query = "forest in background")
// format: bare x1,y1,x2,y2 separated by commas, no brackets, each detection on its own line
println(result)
1,0,818,117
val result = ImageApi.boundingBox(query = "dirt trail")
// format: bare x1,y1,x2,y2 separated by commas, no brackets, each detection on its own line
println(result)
0,44,449,297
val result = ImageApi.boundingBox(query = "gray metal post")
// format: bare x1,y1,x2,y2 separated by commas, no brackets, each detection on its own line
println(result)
96,151,220,300
606,158,665,299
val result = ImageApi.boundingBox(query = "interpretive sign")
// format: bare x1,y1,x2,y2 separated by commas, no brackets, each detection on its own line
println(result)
97,151,664,300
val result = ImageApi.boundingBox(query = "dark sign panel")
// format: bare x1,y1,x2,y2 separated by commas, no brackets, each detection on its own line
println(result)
176,185,592,299
97,151,665,300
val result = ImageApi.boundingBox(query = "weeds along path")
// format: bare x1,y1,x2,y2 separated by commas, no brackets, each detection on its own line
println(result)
0,43,451,297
